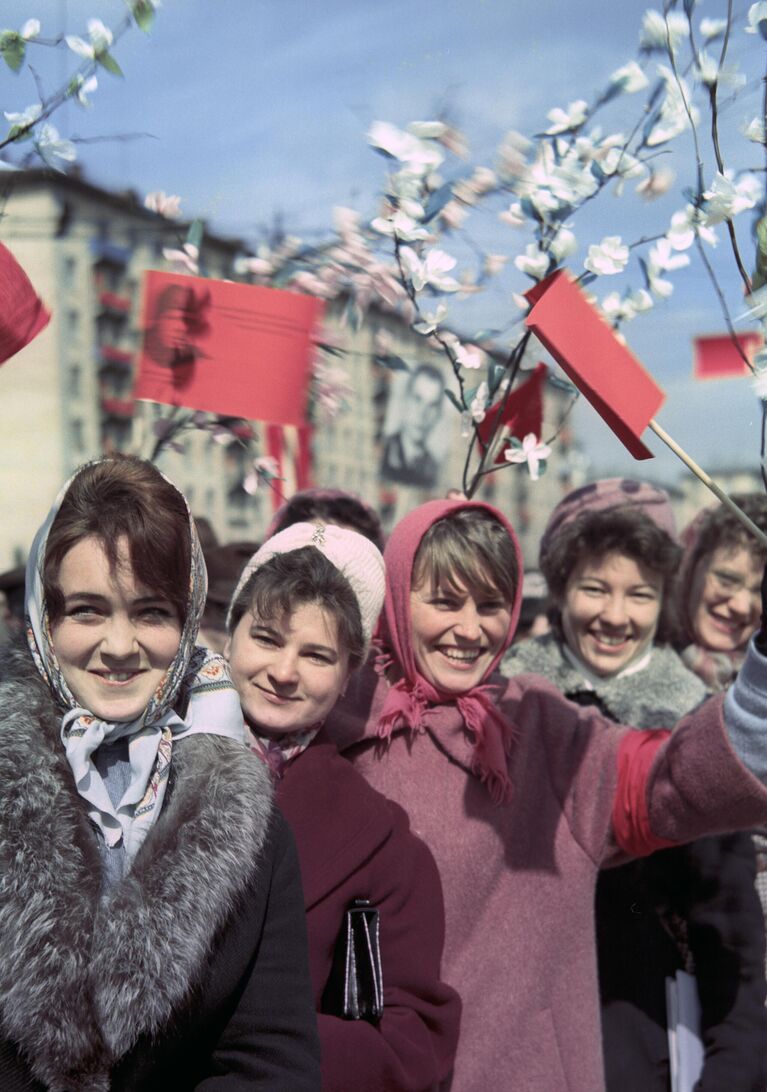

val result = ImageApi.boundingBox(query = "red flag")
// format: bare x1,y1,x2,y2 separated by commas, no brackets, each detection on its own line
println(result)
524,269,665,460
476,362,547,463
0,243,50,364
266,424,314,513
693,333,761,380
135,271,322,426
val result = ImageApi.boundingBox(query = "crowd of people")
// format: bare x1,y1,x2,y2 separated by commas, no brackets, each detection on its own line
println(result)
2,458,767,1090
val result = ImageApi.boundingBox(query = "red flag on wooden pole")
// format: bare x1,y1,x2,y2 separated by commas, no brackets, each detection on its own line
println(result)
524,269,665,459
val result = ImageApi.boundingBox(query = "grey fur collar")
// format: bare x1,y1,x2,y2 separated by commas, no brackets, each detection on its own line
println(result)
0,646,273,1090
501,632,709,728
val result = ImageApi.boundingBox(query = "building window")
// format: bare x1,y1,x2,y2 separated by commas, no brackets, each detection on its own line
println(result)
67,309,79,336
63,256,77,281
68,364,81,398
70,418,85,453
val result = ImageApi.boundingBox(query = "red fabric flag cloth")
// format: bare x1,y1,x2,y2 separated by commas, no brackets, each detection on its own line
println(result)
524,269,665,460
134,271,323,426
0,243,50,365
476,362,547,464
693,333,762,380
265,423,313,512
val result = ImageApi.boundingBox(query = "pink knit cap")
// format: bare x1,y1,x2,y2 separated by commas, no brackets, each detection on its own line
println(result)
540,478,677,563
227,521,385,649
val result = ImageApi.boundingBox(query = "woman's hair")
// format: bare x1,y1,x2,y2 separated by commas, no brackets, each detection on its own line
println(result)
676,494,767,644
412,508,518,604
44,456,191,625
228,546,366,670
684,494,767,572
540,506,680,642
271,491,384,552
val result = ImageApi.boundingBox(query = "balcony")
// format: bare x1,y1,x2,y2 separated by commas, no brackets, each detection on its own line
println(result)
101,395,135,419
98,344,133,368
99,291,132,315
90,240,131,266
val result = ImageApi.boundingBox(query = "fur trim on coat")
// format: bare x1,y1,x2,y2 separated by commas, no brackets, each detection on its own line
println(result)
501,633,708,727
0,645,273,1091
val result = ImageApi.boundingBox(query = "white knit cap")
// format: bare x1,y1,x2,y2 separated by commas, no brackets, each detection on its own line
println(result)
226,521,385,648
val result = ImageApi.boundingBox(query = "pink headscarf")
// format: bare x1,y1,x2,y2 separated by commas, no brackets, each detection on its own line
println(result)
376,498,524,804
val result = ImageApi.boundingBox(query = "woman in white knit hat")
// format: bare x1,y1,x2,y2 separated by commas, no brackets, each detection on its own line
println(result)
225,522,460,1092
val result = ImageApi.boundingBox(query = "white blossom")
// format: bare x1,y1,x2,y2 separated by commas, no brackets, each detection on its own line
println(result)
744,117,766,144
649,238,690,273
370,210,430,242
545,100,588,135
609,61,649,93
4,103,42,128
549,227,578,262
636,168,676,199
700,17,727,39
145,191,182,218
584,235,629,276
412,303,448,335
639,10,689,52
34,124,76,170
504,433,552,480
399,247,460,292
66,18,113,58
702,171,761,225
514,243,551,279
368,121,443,174
72,74,97,107
746,3,767,37
646,66,698,146
470,381,489,423
20,19,40,40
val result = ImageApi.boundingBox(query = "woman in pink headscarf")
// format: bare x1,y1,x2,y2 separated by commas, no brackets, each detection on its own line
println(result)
330,498,767,1092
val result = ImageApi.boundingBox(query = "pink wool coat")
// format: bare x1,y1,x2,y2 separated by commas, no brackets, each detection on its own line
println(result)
331,670,767,1092
327,498,767,1092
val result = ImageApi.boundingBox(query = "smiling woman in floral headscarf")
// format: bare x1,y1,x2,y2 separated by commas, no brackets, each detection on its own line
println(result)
0,455,320,1090
328,496,767,1092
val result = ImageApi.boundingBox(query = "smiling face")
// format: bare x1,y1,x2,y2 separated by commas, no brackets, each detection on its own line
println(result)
561,552,663,677
409,576,512,695
50,535,182,721
690,544,762,653
225,601,350,737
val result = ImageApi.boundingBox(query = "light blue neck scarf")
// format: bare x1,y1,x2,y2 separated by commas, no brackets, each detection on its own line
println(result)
25,462,245,861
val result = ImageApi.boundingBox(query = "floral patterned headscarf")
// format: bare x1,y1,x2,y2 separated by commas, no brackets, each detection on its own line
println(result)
25,460,245,861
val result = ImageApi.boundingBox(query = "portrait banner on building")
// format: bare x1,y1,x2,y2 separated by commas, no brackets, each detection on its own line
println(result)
134,271,323,426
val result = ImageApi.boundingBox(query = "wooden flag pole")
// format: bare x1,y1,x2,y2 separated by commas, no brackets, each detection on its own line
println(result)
649,418,767,547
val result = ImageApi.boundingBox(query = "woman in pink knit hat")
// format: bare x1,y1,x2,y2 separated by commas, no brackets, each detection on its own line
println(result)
225,521,460,1091
329,496,767,1092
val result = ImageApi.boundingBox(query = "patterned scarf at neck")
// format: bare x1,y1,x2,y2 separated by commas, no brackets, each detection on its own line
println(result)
248,725,321,780
376,498,524,805
25,464,245,862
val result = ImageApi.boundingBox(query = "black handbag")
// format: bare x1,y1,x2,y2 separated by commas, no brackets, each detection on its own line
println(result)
320,898,384,1024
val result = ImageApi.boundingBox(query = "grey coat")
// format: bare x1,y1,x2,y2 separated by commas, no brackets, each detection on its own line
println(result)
0,646,320,1091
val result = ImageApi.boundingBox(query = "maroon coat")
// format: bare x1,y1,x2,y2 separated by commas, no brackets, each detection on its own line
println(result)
276,732,461,1091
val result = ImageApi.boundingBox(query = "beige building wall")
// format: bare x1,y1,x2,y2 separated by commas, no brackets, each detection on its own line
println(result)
0,171,589,577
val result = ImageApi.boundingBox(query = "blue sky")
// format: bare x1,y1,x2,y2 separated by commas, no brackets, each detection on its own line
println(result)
4,0,767,483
